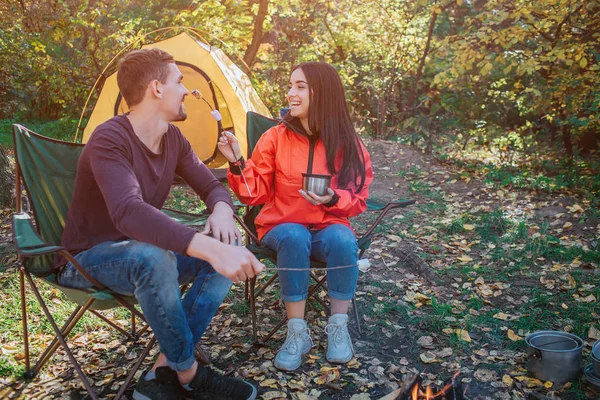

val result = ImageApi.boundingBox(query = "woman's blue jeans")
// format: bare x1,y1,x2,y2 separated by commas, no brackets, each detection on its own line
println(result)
262,223,358,302
57,240,232,372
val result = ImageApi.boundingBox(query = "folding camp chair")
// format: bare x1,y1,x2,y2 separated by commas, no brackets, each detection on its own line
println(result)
10,125,211,399
236,112,416,342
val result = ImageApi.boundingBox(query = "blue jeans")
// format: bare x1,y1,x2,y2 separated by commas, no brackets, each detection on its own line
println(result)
262,223,358,302
57,240,232,372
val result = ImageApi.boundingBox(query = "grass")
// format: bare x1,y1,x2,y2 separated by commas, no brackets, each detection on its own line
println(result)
477,159,600,198
163,185,208,214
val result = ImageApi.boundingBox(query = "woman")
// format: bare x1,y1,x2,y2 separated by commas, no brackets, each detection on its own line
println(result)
218,62,373,371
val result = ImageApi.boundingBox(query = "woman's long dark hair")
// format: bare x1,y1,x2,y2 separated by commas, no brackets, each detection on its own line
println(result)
283,62,366,192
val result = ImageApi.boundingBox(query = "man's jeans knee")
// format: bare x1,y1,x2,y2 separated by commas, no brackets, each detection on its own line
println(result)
57,240,231,372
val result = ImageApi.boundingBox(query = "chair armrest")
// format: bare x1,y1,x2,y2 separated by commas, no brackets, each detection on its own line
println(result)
12,212,109,289
366,198,416,212
11,212,63,256
357,199,416,251
161,207,210,226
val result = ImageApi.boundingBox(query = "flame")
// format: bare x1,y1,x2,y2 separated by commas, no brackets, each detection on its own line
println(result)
410,371,463,400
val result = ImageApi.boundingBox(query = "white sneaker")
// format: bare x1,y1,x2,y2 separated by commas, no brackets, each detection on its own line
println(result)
325,313,354,364
274,318,313,371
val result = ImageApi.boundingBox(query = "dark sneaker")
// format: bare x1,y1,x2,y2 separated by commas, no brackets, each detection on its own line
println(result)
133,367,183,400
182,366,257,400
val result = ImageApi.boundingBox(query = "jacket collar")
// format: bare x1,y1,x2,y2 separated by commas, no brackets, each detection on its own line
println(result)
282,117,320,141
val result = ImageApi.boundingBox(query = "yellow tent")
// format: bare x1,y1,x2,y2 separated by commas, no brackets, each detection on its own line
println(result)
78,30,272,170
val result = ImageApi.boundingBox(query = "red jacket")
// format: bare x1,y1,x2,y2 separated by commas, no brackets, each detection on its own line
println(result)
228,123,373,239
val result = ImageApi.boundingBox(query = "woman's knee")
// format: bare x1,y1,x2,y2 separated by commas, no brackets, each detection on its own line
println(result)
269,223,311,251
322,225,358,252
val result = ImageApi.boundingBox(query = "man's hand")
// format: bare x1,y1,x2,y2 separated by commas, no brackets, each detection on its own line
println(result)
209,245,265,282
201,201,243,246
186,234,265,282
298,187,335,206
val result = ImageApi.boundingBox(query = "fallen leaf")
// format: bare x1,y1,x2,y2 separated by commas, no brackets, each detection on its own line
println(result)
568,274,577,288
260,379,278,388
589,325,600,340
416,336,435,349
463,224,476,231
502,375,514,387
474,369,497,382
508,329,522,341
456,329,472,342
493,312,510,321
262,391,288,399
420,352,441,364
436,347,453,358
315,368,340,385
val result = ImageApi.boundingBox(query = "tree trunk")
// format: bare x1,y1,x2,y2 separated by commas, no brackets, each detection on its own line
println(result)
407,3,439,112
242,0,269,72
377,96,388,138
562,124,573,163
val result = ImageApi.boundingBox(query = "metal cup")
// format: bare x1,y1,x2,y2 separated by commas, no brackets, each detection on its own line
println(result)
302,174,332,196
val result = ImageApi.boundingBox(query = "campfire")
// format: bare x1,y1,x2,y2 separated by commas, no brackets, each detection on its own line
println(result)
388,372,469,400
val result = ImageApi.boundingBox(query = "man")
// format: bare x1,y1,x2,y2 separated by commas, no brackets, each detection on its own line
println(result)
56,48,264,400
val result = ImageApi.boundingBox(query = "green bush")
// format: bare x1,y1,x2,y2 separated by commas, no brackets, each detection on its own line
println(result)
0,118,78,148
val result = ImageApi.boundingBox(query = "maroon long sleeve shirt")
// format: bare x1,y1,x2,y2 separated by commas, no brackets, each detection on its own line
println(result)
55,115,233,269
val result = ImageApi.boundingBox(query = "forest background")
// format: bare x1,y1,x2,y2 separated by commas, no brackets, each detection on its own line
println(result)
0,0,599,166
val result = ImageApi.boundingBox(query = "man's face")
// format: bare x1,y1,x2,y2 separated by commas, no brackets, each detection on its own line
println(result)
160,63,189,122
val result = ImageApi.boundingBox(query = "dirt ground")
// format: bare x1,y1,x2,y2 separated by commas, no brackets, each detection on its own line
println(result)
0,138,598,399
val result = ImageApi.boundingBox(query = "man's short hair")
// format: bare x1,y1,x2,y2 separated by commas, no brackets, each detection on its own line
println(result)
117,48,175,107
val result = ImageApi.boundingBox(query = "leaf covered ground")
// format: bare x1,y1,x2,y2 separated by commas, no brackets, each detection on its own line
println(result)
0,139,599,399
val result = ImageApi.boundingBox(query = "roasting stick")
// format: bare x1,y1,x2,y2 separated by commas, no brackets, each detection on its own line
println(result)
190,89,253,197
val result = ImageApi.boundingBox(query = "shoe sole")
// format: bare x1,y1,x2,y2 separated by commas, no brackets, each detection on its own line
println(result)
274,357,303,371
327,355,353,364
132,390,153,400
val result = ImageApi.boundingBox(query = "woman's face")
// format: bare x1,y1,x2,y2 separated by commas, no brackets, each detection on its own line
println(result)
287,68,310,121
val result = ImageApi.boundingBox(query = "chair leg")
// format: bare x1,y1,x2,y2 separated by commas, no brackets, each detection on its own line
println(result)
254,273,278,298
19,268,30,375
351,297,363,337
249,277,257,343
262,316,288,343
114,336,157,400
24,273,98,399
131,309,136,335
89,310,136,339
34,304,88,375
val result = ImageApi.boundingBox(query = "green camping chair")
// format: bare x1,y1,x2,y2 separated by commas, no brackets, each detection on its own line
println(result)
10,124,211,399
236,112,416,342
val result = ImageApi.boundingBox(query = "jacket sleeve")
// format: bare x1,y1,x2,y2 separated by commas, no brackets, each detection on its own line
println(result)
227,127,278,206
320,143,373,218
